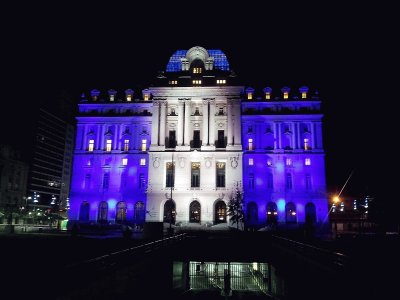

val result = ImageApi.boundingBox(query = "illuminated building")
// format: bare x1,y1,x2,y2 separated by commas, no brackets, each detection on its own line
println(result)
69,46,328,228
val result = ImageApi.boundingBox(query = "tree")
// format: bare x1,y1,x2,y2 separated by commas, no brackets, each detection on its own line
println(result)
227,182,244,230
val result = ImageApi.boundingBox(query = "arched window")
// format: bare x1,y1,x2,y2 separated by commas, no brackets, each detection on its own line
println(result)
215,200,227,224
285,202,297,224
79,201,90,222
305,202,317,224
134,201,145,225
247,202,258,226
266,202,278,224
163,200,176,224
189,201,201,223
98,201,108,223
115,201,127,223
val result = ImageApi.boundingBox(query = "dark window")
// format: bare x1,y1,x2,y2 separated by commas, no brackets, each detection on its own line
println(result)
305,174,312,190
267,173,273,189
103,173,110,191
169,130,176,148
247,202,258,226
134,201,145,224
286,173,292,190
305,202,316,224
193,130,201,148
189,201,201,223
266,202,278,224
79,201,90,221
285,202,297,223
216,162,226,188
249,173,254,189
98,201,108,222
139,173,146,189
163,200,176,224
217,130,225,148
120,172,127,190
191,162,200,188
166,162,175,188
84,174,91,190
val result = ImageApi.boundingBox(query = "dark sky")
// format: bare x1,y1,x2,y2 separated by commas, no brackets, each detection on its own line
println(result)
2,3,393,202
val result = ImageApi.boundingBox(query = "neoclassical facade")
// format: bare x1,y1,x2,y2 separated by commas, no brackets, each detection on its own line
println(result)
69,46,328,228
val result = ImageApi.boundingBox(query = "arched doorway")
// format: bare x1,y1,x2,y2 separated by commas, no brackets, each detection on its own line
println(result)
79,201,90,221
134,201,145,225
163,200,176,224
266,202,278,225
215,200,226,224
247,202,258,226
115,201,127,223
305,202,316,224
97,201,108,223
285,202,297,224
189,201,201,223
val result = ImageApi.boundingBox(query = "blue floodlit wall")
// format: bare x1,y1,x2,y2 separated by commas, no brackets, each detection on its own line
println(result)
68,100,151,226
166,49,230,72
241,95,328,227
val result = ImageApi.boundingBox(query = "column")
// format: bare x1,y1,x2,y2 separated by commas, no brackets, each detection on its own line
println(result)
310,122,316,150
177,100,184,146
233,103,241,146
316,121,323,149
273,122,277,149
209,99,216,146
81,124,87,150
202,99,209,146
291,122,296,149
227,100,233,145
113,125,119,150
97,124,103,150
184,100,191,146
159,101,166,146
151,102,159,146
277,122,282,149
296,122,301,149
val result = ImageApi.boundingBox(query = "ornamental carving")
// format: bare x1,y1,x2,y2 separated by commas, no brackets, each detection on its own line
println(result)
230,156,239,169
152,156,160,168
205,157,212,168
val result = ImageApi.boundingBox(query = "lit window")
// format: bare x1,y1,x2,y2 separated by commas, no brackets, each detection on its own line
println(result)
193,67,202,74
304,138,309,150
283,92,289,99
302,92,307,99
265,93,271,100
122,158,128,166
124,139,129,151
192,80,202,85
248,138,253,151
141,139,147,151
169,80,178,85
267,159,272,166
216,162,226,188
249,158,254,166
286,158,292,166
217,79,226,84
88,139,94,152
191,162,200,188
126,95,132,101
140,158,146,166
305,158,311,166
166,162,175,188
110,95,115,102
106,140,112,152
247,92,253,100
144,94,149,101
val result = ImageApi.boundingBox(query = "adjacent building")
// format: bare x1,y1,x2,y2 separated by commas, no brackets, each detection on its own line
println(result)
69,46,328,228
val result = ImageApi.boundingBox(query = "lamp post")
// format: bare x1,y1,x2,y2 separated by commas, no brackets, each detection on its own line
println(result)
33,192,39,224
168,152,174,235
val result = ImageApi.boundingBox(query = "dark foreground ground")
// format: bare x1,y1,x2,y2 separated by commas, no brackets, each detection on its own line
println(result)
1,231,399,299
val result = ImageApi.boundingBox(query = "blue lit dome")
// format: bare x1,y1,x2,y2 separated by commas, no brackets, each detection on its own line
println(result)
166,46,230,72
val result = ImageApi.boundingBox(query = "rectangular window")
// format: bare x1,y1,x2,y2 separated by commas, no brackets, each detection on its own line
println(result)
286,173,292,190
247,92,253,100
191,162,200,188
302,92,307,99
122,158,128,166
126,95,132,102
248,138,253,151
140,158,146,166
193,130,201,148
120,172,127,189
286,158,292,166
217,79,226,84
106,139,112,152
141,139,147,151
88,139,94,152
265,93,271,100
144,94,149,101
217,130,225,148
249,173,254,189
103,173,110,191
305,158,311,166
249,158,254,166
84,174,91,190
304,138,309,150
169,130,176,148
139,173,145,189
306,174,312,190
283,92,289,99
192,80,202,85
216,162,226,188
193,67,202,74
124,139,130,151
169,80,178,85
166,162,175,188
267,173,273,189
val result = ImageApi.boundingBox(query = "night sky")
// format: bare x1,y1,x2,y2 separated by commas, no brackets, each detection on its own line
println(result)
2,3,393,204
